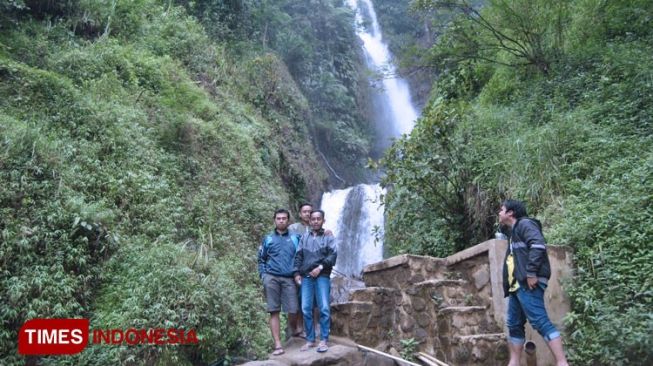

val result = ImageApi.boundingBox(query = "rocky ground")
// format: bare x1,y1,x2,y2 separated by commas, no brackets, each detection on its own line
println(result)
239,336,399,366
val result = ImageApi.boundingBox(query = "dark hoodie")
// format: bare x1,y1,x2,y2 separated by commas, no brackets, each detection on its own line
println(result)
502,218,552,297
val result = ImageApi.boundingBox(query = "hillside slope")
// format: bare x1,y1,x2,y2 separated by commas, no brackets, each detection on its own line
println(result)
0,1,364,364
380,1,653,364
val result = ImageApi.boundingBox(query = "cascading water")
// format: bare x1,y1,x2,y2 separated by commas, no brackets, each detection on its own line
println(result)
321,0,419,279
322,184,384,278
351,0,418,136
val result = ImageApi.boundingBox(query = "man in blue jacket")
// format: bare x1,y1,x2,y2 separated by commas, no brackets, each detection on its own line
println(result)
257,208,301,356
499,199,569,366
294,210,337,353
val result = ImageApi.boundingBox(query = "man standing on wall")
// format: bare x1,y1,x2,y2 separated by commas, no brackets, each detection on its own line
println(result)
257,208,301,356
294,210,337,353
499,199,569,366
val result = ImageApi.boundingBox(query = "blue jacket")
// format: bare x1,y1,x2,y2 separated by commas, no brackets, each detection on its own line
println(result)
257,230,300,278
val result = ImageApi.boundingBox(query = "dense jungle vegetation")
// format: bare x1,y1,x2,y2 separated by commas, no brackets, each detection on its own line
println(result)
0,0,371,364
2,0,652,365
379,0,652,364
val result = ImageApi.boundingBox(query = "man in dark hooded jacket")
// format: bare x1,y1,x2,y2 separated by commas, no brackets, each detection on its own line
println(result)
499,199,569,366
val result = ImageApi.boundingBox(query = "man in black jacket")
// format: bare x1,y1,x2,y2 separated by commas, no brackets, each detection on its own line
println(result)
293,210,337,353
499,199,569,366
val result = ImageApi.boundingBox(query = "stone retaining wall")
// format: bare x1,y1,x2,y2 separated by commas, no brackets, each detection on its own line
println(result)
330,239,573,366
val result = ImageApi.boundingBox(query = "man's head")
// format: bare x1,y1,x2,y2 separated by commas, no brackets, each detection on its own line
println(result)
309,210,325,232
274,208,290,232
498,199,527,226
298,202,313,225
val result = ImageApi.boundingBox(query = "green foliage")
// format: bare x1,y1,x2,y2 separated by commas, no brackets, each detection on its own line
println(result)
266,0,372,183
0,1,341,364
173,0,372,184
413,0,569,74
0,0,27,26
399,337,419,361
59,244,269,365
382,96,481,256
372,0,425,53
174,0,255,41
547,153,653,365
382,1,653,363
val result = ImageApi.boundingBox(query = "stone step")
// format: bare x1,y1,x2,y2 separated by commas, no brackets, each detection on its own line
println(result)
331,276,366,304
349,286,400,304
453,333,505,342
363,255,447,290
331,301,388,347
439,305,487,315
408,279,471,308
239,336,397,366
437,306,499,337
449,333,508,365
331,301,374,316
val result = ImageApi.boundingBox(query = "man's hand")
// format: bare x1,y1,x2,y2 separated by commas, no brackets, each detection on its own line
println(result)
325,229,334,236
294,275,302,285
527,277,538,290
309,265,322,278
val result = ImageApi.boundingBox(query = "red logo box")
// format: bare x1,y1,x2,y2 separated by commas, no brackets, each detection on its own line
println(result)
18,318,89,355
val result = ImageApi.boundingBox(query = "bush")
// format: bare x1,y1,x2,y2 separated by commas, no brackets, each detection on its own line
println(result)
0,2,331,364
381,2,653,364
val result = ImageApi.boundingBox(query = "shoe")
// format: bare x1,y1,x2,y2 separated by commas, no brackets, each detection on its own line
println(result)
300,342,316,351
293,331,307,339
272,347,284,356
316,341,328,353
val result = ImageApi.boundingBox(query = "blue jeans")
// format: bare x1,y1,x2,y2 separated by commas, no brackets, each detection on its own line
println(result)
301,275,331,342
507,282,560,345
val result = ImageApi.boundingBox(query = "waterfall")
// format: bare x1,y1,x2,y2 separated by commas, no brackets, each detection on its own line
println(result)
347,0,419,156
320,0,418,278
322,184,384,278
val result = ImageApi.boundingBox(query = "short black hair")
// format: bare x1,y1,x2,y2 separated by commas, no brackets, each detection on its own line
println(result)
274,208,290,219
501,199,527,219
298,202,313,210
310,209,325,218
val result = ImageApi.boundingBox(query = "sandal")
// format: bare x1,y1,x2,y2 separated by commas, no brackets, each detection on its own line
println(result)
316,341,329,353
272,347,284,356
300,342,316,351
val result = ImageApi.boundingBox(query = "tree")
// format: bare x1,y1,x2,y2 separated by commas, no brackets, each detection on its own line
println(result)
413,0,569,74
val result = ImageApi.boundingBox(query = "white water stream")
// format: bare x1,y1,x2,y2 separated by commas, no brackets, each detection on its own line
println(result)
321,0,419,278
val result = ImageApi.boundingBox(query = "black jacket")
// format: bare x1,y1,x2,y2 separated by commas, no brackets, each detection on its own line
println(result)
293,229,337,278
502,218,552,297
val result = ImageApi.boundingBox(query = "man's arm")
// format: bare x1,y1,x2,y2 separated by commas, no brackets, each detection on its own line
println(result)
293,237,304,283
321,234,337,270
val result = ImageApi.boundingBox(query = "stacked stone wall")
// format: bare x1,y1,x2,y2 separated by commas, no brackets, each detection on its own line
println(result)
331,240,572,366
